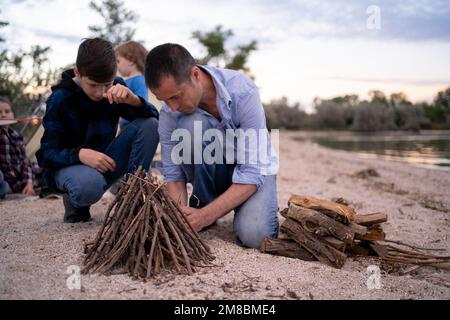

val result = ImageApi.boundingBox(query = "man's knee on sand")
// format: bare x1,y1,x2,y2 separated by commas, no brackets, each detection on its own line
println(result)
233,212,279,249
232,175,279,248
56,165,107,208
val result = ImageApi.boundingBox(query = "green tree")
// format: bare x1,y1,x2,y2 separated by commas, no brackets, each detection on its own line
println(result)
313,100,349,130
434,87,450,110
424,86,450,128
331,94,359,106
263,97,306,130
0,10,8,43
0,12,56,134
0,45,55,116
352,102,397,132
88,0,137,45
192,25,257,76
389,92,411,107
368,90,388,105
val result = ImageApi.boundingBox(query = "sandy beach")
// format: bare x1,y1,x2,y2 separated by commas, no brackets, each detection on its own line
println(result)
1,130,449,300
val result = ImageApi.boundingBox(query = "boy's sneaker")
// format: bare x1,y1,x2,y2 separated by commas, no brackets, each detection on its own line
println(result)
39,186,62,199
62,194,92,223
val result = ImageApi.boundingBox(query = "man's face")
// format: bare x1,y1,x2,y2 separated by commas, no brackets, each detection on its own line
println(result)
151,70,203,114
0,102,14,120
74,67,114,101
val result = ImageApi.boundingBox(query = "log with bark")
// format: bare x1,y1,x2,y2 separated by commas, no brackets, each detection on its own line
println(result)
288,195,356,224
82,168,215,280
261,194,450,271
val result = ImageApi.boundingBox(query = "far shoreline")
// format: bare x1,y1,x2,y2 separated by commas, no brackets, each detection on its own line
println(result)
286,129,450,172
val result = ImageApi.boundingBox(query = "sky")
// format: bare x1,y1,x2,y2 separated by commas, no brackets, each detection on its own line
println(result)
1,0,450,111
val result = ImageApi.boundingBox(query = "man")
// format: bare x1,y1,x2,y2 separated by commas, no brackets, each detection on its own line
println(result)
37,38,159,223
145,43,278,248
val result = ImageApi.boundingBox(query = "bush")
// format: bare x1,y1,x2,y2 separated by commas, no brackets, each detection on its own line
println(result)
351,102,397,132
263,97,307,130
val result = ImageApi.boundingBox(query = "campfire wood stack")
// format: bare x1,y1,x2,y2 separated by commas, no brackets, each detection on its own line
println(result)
260,195,450,270
82,168,215,280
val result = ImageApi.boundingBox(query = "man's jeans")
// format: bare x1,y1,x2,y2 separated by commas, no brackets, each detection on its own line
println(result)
176,112,279,249
55,117,159,208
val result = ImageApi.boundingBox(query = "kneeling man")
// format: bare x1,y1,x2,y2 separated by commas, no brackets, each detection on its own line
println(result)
145,43,279,248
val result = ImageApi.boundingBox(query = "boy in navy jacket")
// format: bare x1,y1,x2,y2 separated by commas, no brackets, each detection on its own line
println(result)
37,38,159,223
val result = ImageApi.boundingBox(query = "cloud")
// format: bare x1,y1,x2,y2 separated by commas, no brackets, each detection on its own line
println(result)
319,76,450,87
30,28,82,43
243,0,450,42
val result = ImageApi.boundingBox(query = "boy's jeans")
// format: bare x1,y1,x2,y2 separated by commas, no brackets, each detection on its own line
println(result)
55,117,159,209
176,112,279,249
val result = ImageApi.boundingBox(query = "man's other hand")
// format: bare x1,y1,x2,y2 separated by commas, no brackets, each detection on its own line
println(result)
180,206,215,232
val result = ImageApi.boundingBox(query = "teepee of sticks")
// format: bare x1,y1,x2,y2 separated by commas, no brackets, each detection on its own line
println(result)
82,168,215,280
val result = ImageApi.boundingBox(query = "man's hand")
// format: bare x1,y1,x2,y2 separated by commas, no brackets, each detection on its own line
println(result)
22,181,35,195
180,206,215,232
103,83,142,106
79,148,116,173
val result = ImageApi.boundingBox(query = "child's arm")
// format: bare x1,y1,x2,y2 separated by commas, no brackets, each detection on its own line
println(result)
105,80,159,120
17,136,35,195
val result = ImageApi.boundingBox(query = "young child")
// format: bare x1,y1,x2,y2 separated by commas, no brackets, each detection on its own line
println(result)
36,38,159,223
115,41,149,129
0,96,41,197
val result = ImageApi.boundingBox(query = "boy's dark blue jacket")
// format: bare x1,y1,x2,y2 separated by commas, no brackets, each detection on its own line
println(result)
36,69,159,190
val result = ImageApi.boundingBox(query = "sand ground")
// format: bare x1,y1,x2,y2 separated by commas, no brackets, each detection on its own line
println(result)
1,131,449,300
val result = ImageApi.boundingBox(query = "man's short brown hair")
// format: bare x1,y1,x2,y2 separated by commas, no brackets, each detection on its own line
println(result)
76,38,117,83
145,43,196,89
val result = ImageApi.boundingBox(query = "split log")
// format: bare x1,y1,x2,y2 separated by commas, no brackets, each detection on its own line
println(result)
260,238,316,261
347,242,371,256
281,204,355,245
323,237,346,252
281,218,347,269
369,242,389,257
354,212,388,226
288,195,355,224
348,222,369,237
355,224,386,241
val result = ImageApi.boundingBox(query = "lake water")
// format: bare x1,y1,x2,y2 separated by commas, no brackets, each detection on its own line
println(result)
294,130,450,171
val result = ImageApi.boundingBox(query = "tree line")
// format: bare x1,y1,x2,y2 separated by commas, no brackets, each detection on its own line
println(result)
264,89,450,131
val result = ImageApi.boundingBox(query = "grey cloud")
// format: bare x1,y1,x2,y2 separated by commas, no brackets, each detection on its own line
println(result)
320,76,450,86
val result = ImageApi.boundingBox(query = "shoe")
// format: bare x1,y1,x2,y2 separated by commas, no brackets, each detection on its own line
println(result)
39,186,62,199
63,194,92,223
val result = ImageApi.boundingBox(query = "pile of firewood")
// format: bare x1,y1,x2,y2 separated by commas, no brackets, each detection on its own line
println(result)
261,195,450,270
82,168,215,280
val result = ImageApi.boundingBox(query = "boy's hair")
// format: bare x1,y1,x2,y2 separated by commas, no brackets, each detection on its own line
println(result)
145,43,196,89
76,38,117,83
0,96,12,106
115,41,148,73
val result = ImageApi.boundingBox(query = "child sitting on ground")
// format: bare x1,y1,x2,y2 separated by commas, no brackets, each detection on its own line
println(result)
0,96,42,198
115,41,149,129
